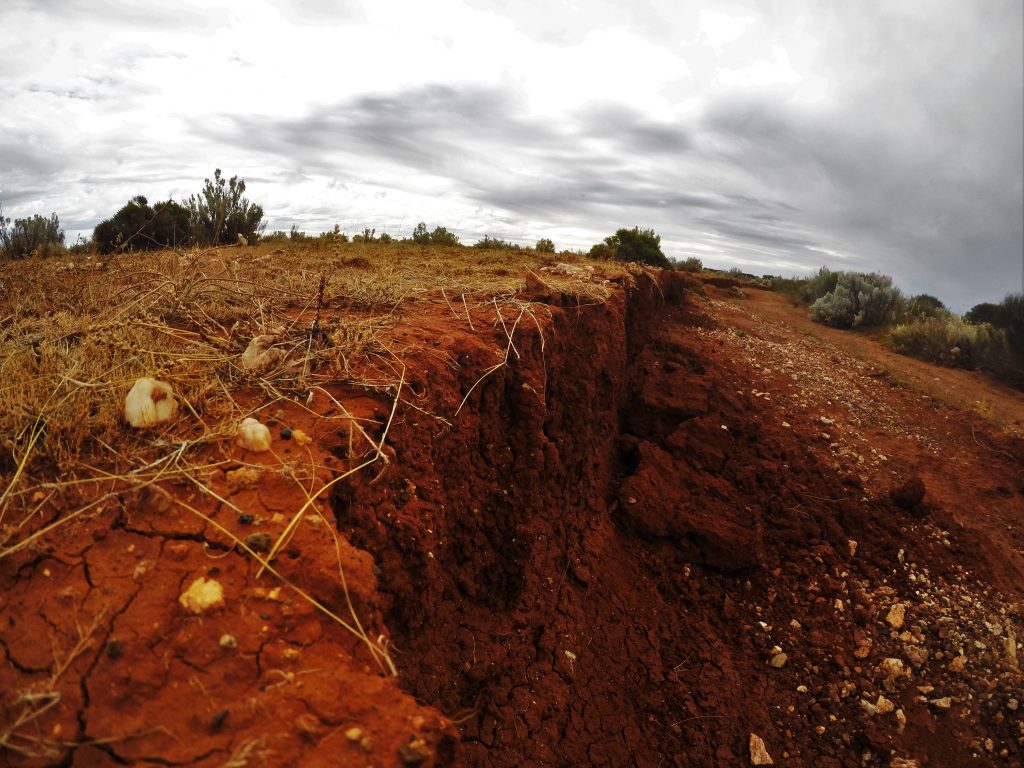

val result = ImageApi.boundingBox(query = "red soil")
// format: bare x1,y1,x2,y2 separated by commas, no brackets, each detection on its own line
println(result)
2,269,1022,767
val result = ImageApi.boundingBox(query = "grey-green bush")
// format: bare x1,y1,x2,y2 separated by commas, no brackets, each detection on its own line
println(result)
0,211,65,259
185,169,264,246
809,272,904,328
889,315,1007,370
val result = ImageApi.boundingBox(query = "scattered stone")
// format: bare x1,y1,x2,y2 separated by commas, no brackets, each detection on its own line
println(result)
179,577,224,614
105,639,123,659
295,712,325,741
398,738,432,767
292,429,312,446
345,727,364,742
928,697,952,710
1005,630,1019,670
878,657,906,679
848,539,858,558
769,652,788,668
854,639,873,659
947,655,967,673
749,733,774,765
886,603,907,630
890,477,926,510
903,645,928,668
219,634,238,649
820,416,834,426
209,709,229,733
876,695,895,715
280,426,293,440
124,377,178,428
245,532,273,553
239,334,283,373
895,709,907,733
226,467,261,492
236,418,272,452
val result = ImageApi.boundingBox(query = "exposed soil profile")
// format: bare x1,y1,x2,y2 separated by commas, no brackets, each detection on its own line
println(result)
2,267,1022,767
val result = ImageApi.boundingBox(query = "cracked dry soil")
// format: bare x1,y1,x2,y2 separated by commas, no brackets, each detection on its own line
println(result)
2,269,1022,767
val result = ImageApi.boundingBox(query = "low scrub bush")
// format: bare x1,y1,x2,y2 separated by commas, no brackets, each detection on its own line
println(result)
185,169,265,246
474,235,518,250
809,272,904,328
1,211,65,258
588,227,668,268
889,314,1006,370
677,256,703,272
412,222,460,246
535,238,555,253
93,196,190,254
888,296,1023,389
769,266,839,305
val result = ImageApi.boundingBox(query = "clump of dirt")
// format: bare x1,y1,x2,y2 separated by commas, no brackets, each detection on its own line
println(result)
2,265,1021,767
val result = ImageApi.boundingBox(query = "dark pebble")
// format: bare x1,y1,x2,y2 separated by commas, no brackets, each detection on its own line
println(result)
280,427,293,440
209,709,229,733
106,639,124,660
239,514,255,525
245,532,273,553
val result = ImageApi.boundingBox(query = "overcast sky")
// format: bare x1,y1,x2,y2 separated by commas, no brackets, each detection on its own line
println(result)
2,0,1021,310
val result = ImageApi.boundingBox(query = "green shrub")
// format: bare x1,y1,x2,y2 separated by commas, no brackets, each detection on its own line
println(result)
319,225,348,243
597,227,669,268
185,169,265,246
889,315,1005,369
93,196,190,254
473,235,518,250
905,294,946,319
588,242,614,260
809,272,904,328
1,211,65,258
965,302,1000,325
535,238,555,253
678,256,703,272
412,222,460,246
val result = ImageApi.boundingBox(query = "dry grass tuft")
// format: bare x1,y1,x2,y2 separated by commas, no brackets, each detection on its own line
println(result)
0,241,625,688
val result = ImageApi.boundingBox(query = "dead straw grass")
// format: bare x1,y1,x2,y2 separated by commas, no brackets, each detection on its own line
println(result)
0,241,622,698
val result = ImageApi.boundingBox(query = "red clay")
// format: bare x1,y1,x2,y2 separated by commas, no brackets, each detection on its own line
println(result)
2,269,1022,767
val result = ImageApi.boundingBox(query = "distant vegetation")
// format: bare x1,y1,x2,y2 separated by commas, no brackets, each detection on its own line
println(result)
0,209,64,259
412,222,460,247
770,267,1023,389
807,272,903,329
91,169,264,254
589,227,669,268
93,196,190,254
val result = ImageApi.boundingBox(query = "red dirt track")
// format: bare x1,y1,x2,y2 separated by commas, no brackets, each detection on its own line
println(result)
2,269,1022,767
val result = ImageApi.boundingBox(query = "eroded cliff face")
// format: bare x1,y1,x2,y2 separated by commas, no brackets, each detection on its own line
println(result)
3,268,1019,768
335,269,1023,768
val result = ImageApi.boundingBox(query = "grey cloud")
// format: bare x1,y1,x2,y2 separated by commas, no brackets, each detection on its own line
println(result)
5,0,213,28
